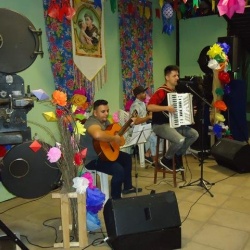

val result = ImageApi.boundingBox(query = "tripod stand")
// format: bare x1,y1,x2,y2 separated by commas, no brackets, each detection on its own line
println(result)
179,84,214,197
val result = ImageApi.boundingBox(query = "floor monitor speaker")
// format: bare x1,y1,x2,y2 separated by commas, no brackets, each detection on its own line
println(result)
211,138,250,173
103,191,181,250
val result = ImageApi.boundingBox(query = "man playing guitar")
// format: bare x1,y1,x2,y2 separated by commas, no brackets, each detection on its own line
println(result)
80,99,142,199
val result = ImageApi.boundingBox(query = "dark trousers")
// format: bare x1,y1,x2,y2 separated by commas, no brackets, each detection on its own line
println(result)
85,151,132,199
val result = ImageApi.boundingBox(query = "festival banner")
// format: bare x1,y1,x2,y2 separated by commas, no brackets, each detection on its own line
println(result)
72,0,106,85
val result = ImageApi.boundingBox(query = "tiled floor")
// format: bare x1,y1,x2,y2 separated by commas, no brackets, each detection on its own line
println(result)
1,153,250,250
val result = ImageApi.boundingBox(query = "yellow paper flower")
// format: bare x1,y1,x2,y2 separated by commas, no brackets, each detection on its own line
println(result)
71,104,77,113
215,113,225,122
52,90,67,106
74,120,86,135
207,44,223,59
71,94,87,108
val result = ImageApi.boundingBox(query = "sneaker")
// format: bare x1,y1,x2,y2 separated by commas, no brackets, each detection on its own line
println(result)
122,186,142,195
160,157,174,171
175,154,185,171
145,156,154,164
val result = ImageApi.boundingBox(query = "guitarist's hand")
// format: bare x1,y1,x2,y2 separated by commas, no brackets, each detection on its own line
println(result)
113,134,123,146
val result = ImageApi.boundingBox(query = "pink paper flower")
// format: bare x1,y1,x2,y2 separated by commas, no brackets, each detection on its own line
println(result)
112,111,119,123
82,172,96,189
47,147,62,163
73,88,86,96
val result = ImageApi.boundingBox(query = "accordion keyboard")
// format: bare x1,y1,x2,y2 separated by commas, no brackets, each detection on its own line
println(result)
167,92,194,128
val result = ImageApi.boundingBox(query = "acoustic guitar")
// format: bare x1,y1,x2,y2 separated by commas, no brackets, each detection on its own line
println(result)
93,110,137,161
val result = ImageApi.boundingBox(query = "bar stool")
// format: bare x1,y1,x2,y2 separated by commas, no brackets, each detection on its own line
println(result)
154,135,185,187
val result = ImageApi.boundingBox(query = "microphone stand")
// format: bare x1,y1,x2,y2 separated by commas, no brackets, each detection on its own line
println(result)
179,84,215,197
0,220,29,250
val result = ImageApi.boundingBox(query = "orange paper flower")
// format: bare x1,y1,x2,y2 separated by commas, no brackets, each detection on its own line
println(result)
214,100,227,111
52,90,67,106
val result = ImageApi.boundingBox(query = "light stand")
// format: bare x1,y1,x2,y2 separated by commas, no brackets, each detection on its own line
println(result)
179,84,215,197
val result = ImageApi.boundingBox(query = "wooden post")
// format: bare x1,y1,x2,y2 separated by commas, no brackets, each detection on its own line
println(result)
52,192,88,248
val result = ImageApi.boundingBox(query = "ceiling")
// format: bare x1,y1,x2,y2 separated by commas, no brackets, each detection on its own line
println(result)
224,6,250,52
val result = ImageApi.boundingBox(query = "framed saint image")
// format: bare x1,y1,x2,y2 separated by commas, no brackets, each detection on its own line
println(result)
73,1,102,58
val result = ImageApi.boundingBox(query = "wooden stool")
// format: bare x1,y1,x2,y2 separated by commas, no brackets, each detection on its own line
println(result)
154,135,185,187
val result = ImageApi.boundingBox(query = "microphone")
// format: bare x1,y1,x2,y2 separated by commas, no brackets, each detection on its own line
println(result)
178,80,194,86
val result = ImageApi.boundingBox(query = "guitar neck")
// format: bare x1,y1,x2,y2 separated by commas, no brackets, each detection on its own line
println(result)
118,118,132,136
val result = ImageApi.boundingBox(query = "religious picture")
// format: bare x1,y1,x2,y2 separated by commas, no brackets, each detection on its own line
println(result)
73,1,102,58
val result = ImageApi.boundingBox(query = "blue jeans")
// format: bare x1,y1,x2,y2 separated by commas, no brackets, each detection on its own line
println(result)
152,124,199,158
85,151,132,199
145,132,157,156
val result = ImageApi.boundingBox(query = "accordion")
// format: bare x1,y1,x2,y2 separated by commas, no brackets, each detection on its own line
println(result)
167,92,194,128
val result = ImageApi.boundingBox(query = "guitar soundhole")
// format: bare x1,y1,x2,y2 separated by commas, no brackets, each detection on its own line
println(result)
109,142,115,152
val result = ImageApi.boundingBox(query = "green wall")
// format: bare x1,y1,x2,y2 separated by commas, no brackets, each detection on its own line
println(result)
179,15,227,77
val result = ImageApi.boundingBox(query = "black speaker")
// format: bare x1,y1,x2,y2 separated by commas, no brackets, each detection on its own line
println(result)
103,191,181,250
217,36,239,72
211,138,250,173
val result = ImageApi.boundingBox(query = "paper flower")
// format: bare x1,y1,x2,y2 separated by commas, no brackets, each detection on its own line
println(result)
215,88,224,96
224,84,231,94
47,146,62,163
86,187,105,213
0,145,7,157
74,152,83,166
29,140,42,152
218,71,231,84
82,172,95,189
52,90,67,106
215,112,225,122
71,94,87,109
207,44,223,58
125,99,134,112
213,123,223,138
208,59,220,70
73,88,86,96
43,111,57,122
218,42,230,54
217,0,245,19
112,111,119,123
32,89,50,101
86,211,101,231
214,100,227,111
72,176,89,194
74,120,86,135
